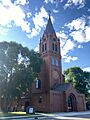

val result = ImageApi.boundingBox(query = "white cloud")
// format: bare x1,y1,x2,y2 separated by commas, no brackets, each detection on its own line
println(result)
56,32,68,47
44,0,54,4
0,0,12,6
83,67,90,72
0,26,8,35
44,0,49,4
27,12,32,18
30,27,41,38
53,9,59,13
64,56,78,63
56,32,76,63
30,6,49,38
9,5,31,33
65,16,90,43
70,27,90,43
65,17,85,31
57,16,90,63
44,0,85,9
34,44,39,52
14,0,28,5
61,39,75,57
56,32,68,39
0,0,31,38
0,5,11,26
0,0,55,39
70,30,85,43
78,44,83,48
63,0,85,9
85,26,90,41
33,7,48,28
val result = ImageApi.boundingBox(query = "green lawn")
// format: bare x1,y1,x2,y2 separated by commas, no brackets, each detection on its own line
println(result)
0,111,43,119
0,111,27,117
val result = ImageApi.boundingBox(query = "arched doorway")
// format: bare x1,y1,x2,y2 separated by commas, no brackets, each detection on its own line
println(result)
68,93,77,112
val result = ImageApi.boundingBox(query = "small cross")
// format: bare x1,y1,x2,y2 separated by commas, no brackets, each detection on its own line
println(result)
48,10,51,17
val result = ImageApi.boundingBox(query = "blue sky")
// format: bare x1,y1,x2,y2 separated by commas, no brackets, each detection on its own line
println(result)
0,0,90,72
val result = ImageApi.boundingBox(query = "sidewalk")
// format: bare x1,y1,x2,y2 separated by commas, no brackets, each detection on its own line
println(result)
39,111,90,117
53,111,90,116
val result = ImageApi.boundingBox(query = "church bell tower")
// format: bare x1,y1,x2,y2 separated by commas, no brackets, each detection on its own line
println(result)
39,15,63,90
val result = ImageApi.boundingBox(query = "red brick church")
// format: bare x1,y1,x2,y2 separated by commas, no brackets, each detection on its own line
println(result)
12,15,86,113
31,16,86,112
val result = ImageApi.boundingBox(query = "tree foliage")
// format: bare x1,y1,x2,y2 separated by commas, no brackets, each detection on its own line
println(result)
64,66,90,96
0,41,43,111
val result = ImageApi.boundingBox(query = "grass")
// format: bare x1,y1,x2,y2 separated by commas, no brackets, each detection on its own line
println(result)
0,111,27,117
0,111,34,118
0,111,44,119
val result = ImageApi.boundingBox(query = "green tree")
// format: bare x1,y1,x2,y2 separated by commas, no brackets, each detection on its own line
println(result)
64,67,90,96
0,41,43,111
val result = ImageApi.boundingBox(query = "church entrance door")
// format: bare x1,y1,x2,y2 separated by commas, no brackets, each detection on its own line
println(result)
68,93,77,112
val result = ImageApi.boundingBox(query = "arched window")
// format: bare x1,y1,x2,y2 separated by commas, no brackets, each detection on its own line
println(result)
52,57,54,65
42,44,44,52
52,43,54,51
55,44,57,52
56,59,58,66
35,79,41,89
45,43,47,51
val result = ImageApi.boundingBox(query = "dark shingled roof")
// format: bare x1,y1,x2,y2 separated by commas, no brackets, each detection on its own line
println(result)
45,16,55,35
52,83,71,92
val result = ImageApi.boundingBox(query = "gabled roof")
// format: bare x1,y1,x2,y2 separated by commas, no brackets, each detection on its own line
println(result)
45,16,55,35
52,83,71,92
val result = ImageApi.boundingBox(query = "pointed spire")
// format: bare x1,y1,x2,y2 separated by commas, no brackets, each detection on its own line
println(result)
45,13,55,35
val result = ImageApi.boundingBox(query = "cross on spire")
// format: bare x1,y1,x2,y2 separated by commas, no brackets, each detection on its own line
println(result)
48,10,51,18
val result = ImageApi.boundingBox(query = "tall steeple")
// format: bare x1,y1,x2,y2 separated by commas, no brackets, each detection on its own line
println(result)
45,16,55,35
39,14,63,89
